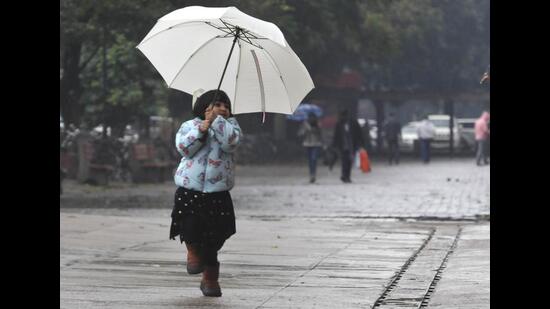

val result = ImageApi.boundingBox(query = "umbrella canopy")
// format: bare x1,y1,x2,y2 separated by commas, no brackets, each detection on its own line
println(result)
286,103,323,121
137,6,314,115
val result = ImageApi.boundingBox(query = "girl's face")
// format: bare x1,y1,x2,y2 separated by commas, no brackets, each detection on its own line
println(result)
212,101,231,119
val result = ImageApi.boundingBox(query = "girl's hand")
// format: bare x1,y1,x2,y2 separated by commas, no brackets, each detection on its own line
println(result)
200,105,215,133
199,119,211,133
204,105,216,122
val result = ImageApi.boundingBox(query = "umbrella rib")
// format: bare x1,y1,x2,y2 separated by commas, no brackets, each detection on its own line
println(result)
205,21,234,36
167,35,220,88
137,21,207,46
219,19,267,40
261,41,314,110
242,29,261,39
209,19,243,38
240,32,254,46
220,19,238,36
259,48,294,113
237,37,263,49
233,40,243,113
240,31,262,49
204,19,267,49
250,50,266,115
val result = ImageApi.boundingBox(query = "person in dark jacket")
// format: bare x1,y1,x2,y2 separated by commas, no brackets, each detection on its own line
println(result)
331,109,365,183
384,113,402,165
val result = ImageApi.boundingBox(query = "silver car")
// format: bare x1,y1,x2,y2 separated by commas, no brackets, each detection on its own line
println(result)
427,115,461,150
456,118,477,153
358,118,378,149
400,121,420,153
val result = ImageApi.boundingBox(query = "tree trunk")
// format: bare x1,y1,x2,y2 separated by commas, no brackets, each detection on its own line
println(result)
374,100,385,154
142,114,151,140
60,41,83,127
446,98,455,157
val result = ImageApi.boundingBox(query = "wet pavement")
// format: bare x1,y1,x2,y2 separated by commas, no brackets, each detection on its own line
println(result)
60,158,489,308
61,158,489,220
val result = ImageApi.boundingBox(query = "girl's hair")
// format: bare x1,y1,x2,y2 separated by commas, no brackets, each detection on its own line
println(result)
192,89,232,119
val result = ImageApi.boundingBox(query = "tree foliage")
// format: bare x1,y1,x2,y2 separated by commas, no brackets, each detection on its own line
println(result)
60,0,490,130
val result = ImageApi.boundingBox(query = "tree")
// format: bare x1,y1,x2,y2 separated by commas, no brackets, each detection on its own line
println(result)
61,0,490,133
357,0,490,93
60,0,170,130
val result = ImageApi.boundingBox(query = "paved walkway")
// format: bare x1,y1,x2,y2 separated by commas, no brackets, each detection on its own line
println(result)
60,158,490,308
61,158,490,220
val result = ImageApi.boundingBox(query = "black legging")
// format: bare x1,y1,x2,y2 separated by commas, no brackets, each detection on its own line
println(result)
387,140,400,164
341,150,353,181
189,240,225,266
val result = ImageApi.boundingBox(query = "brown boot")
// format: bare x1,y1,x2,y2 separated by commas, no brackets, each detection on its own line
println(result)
200,263,222,297
185,242,204,274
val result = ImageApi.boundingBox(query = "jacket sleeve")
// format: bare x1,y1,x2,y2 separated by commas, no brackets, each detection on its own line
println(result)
211,116,242,153
175,120,206,158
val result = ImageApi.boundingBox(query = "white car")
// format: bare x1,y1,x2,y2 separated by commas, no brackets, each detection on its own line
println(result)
400,122,420,153
456,118,477,152
427,115,460,150
357,118,378,148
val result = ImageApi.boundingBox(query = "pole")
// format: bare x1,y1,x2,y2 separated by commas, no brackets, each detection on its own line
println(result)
447,99,455,157
212,28,241,104
102,26,108,139
374,100,385,155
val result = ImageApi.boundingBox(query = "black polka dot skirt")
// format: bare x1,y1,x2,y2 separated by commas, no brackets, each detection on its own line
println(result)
169,186,236,245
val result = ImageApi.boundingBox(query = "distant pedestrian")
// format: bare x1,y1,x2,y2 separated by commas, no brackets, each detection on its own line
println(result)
332,109,365,183
298,112,324,183
475,111,490,166
416,116,436,164
60,168,66,195
480,65,490,84
362,118,373,153
384,113,402,165
170,89,242,297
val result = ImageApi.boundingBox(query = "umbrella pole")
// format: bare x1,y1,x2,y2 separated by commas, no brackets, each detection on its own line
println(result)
212,28,241,105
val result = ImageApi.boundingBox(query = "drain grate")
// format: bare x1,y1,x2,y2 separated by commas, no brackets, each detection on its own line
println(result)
417,227,462,308
372,227,463,309
372,228,436,308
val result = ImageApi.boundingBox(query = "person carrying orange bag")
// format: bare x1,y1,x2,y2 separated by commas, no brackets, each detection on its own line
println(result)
359,148,371,173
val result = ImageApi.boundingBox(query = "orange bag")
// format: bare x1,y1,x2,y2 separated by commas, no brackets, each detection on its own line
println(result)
359,149,371,173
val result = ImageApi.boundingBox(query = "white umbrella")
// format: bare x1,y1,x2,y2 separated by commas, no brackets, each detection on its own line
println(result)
137,6,314,118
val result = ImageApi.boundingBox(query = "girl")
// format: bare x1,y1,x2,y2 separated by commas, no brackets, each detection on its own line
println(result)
170,89,242,297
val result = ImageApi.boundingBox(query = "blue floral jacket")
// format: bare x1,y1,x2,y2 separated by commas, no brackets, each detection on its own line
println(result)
174,116,242,192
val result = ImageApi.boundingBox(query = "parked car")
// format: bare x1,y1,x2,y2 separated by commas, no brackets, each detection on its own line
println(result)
456,118,477,152
400,121,420,153
427,115,460,150
358,118,378,149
